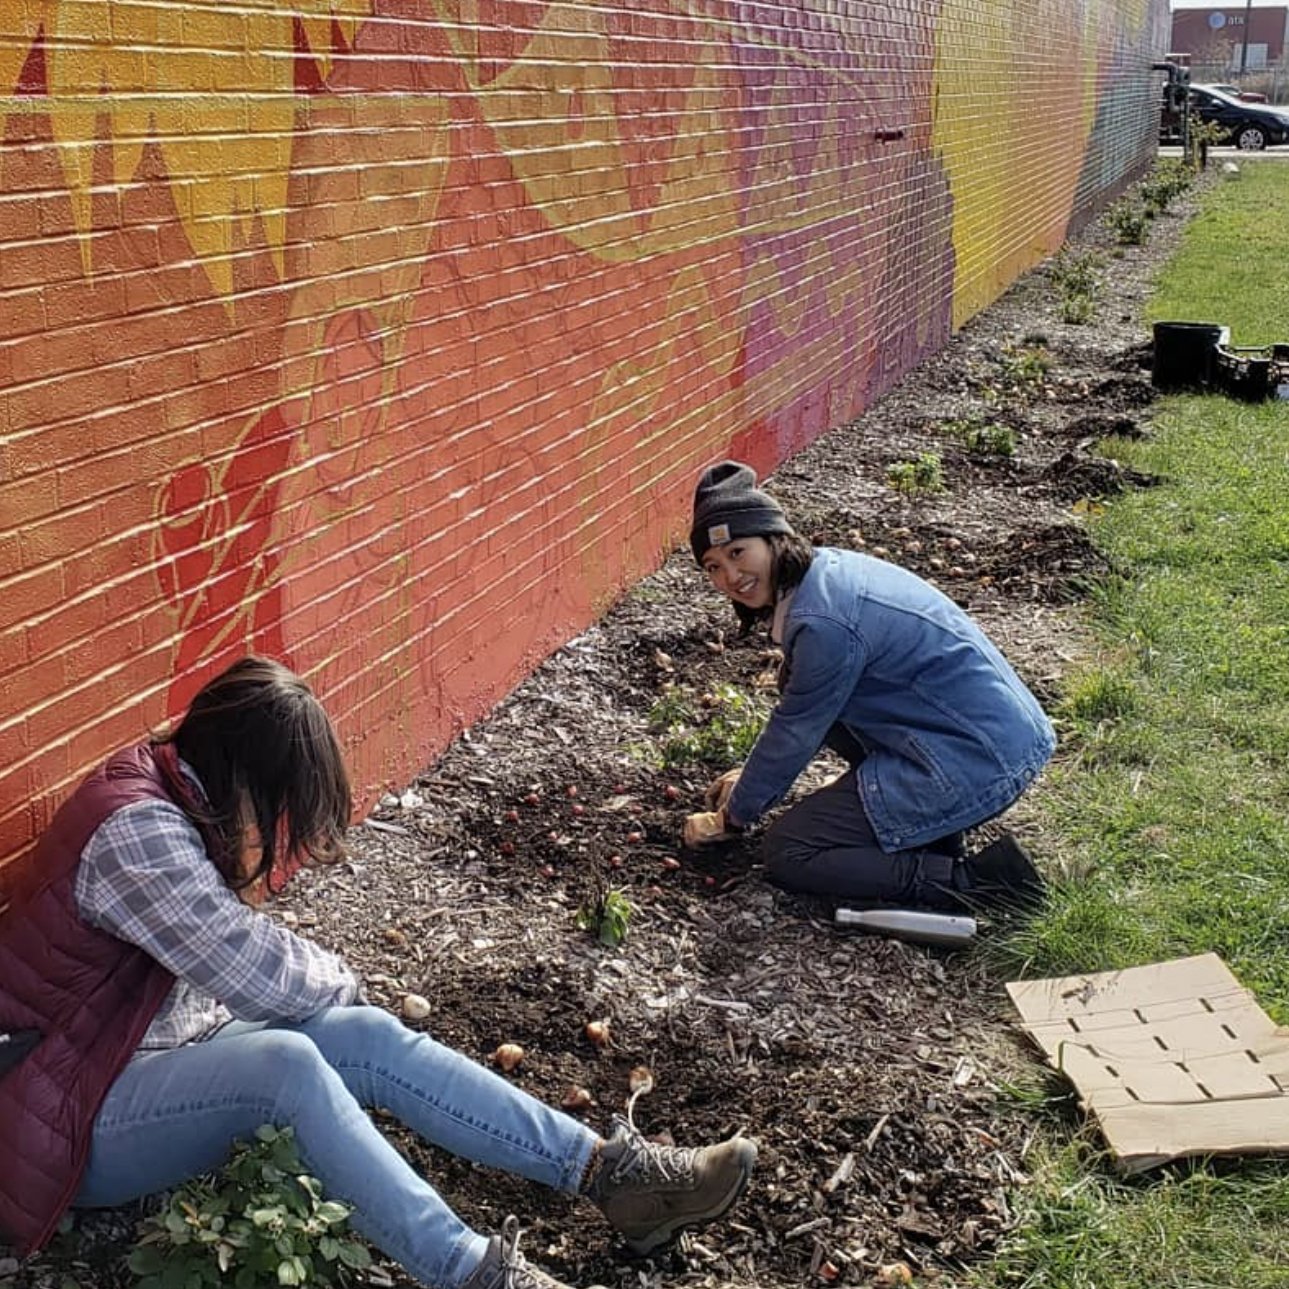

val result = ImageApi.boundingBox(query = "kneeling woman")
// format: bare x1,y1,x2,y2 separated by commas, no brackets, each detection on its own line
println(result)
682,461,1055,912
0,657,754,1289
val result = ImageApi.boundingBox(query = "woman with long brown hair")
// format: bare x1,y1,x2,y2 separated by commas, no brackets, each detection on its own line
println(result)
0,657,754,1289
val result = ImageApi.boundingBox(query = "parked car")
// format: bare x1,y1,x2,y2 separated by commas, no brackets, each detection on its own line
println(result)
1160,84,1289,150
1206,82,1270,103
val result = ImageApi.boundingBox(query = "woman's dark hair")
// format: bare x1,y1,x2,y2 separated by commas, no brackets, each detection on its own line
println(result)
159,656,351,891
730,532,817,634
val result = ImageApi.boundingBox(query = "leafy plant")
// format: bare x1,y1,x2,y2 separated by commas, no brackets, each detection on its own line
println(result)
128,1126,371,1289
648,682,768,768
577,886,634,947
945,414,1016,458
885,451,944,495
999,343,1051,388
1049,249,1104,325
1106,198,1149,246
1139,159,1192,215
1186,114,1229,166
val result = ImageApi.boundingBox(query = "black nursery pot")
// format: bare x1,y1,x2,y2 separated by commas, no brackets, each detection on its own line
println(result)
1151,321,1229,392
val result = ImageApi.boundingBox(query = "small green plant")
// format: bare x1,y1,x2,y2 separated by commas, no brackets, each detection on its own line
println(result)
945,414,1016,458
1139,158,1192,214
128,1126,371,1289
1186,114,1228,167
648,682,768,768
1106,198,1149,246
885,451,944,495
999,342,1051,388
1061,291,1096,325
577,886,634,947
1049,248,1103,325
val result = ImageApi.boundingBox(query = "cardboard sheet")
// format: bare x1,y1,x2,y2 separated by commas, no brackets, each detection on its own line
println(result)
1007,953,1289,1171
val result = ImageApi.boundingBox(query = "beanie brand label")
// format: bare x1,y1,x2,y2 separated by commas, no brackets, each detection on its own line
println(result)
708,523,731,547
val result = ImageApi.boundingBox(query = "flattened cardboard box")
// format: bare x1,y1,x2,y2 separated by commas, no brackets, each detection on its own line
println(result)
1007,953,1289,1171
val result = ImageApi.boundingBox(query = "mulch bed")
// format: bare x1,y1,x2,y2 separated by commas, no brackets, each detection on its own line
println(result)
3,174,1211,1289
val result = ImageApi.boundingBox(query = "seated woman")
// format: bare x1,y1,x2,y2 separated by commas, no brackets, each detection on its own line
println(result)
0,657,755,1289
681,461,1055,913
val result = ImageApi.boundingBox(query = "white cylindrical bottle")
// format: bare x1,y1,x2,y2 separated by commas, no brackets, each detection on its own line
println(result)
834,907,977,947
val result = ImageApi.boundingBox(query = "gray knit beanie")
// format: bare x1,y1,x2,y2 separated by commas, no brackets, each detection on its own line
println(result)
690,461,793,563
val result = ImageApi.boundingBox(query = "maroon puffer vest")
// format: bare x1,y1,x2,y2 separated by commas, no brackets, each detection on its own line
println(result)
0,743,193,1254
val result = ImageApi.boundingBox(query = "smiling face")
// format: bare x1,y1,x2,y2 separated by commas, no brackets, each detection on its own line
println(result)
701,536,775,610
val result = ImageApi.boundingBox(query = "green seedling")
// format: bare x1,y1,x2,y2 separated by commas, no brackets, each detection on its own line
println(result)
577,887,634,947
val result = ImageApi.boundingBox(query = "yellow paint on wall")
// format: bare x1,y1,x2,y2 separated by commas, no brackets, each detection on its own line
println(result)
0,1,47,98
932,0,1112,328
16,0,371,293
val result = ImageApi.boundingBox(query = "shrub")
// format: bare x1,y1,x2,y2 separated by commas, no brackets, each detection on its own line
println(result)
1139,159,1192,214
128,1126,371,1289
1107,199,1149,246
1049,249,1103,325
962,421,1016,457
648,682,768,768
886,451,945,495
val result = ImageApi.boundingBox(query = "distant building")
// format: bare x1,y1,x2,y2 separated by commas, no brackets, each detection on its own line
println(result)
1171,6,1289,69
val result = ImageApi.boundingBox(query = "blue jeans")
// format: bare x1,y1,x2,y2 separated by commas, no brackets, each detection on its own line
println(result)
76,1006,598,1288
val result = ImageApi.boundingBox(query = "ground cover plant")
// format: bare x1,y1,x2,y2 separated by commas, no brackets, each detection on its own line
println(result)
8,161,1274,1289
968,159,1289,1289
127,1128,370,1289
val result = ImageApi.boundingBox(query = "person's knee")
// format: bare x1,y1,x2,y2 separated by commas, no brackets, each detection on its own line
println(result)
762,823,810,889
324,1003,406,1044
253,1029,331,1085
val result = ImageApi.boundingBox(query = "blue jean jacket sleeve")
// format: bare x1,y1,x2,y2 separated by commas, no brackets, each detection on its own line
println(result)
727,614,863,826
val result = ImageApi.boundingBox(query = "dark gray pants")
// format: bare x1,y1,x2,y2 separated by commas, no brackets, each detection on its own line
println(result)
762,770,966,909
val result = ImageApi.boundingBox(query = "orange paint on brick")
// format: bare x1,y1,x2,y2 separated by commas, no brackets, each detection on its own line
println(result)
0,0,1165,881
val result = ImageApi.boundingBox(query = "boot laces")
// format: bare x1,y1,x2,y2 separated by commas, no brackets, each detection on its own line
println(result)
493,1216,555,1289
606,1090,698,1187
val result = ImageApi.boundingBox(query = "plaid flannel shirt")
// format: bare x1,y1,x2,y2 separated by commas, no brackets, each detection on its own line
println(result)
73,782,360,1050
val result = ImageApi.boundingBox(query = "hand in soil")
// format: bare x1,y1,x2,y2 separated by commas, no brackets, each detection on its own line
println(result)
683,808,736,847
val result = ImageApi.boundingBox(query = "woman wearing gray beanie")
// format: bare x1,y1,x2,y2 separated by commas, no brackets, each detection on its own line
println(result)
683,461,1055,913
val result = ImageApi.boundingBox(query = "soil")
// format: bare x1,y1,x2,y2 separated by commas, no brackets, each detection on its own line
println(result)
3,177,1210,1289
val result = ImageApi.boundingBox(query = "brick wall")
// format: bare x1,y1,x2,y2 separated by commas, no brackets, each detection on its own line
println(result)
0,0,1169,889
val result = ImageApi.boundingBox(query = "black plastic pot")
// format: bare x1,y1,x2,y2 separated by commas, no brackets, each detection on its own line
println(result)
1151,321,1229,392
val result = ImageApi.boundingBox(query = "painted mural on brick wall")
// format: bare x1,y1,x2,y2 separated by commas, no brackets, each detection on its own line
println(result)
0,0,1165,882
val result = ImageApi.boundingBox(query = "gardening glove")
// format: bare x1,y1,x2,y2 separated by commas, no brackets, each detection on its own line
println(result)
703,766,743,811
683,808,738,848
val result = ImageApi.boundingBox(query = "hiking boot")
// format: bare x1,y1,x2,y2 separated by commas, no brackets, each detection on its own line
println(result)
460,1216,593,1289
586,1113,757,1255
961,833,1046,911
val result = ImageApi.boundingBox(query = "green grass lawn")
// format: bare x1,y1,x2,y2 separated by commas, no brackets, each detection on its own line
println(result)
966,164,1289,1288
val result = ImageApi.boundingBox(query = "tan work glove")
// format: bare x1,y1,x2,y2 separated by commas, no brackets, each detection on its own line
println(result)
703,766,743,812
683,808,737,848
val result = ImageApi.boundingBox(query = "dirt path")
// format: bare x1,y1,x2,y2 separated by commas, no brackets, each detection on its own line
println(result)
5,172,1209,1289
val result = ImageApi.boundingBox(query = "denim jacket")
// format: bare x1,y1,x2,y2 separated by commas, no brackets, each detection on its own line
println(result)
726,548,1056,851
